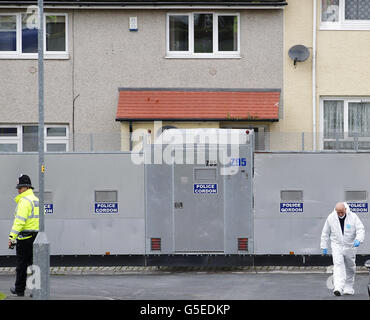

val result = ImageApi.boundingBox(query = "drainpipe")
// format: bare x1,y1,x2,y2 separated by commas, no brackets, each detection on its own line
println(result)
72,93,80,152
312,0,317,150
129,121,133,151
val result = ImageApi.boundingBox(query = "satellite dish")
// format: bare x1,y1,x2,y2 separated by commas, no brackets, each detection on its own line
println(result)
288,45,310,65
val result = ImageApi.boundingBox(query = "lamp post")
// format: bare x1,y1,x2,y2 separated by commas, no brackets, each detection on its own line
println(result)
33,0,50,300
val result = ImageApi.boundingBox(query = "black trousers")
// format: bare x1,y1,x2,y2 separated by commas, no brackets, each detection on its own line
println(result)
15,233,37,293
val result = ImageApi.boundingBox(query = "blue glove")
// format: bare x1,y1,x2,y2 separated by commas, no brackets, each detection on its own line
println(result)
322,248,328,255
353,240,360,247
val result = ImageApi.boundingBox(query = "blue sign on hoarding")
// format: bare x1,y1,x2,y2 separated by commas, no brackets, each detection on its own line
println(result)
193,184,218,194
280,202,304,213
348,202,368,213
44,204,53,214
94,203,119,214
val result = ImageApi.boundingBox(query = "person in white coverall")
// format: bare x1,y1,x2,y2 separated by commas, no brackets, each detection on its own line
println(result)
320,202,365,296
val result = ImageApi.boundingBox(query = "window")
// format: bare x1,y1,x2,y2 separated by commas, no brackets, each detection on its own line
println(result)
321,0,340,22
321,98,370,150
321,0,370,29
0,12,68,58
22,125,38,151
46,15,66,52
194,13,213,54
22,13,38,53
167,13,240,58
0,15,17,52
0,125,69,152
169,15,189,52
345,0,370,20
0,126,20,152
0,127,17,136
45,125,68,152
218,15,238,52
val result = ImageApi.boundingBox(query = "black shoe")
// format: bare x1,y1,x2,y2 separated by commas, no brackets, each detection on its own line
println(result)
10,287,24,297
333,290,341,296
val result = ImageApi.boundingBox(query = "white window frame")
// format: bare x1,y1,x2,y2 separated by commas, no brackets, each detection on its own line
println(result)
0,12,68,59
0,13,18,55
320,97,370,150
44,124,69,152
321,0,370,30
0,124,21,152
0,124,69,152
166,12,241,59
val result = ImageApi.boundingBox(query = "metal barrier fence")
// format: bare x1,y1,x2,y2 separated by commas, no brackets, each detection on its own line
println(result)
73,131,370,153
1,131,370,153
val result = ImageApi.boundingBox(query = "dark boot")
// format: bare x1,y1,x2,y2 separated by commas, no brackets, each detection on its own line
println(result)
333,290,341,296
10,287,24,297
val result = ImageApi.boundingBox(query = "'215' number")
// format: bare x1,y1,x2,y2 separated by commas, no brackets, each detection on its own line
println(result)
230,158,247,167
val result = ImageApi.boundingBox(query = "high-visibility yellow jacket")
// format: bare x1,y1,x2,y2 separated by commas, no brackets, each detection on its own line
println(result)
9,189,39,241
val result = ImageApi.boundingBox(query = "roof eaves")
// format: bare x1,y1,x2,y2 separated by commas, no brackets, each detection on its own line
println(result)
0,1,288,7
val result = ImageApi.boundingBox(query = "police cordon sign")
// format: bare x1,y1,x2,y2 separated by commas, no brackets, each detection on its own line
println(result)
94,203,119,214
348,202,368,213
193,184,218,194
280,202,303,213
44,204,53,214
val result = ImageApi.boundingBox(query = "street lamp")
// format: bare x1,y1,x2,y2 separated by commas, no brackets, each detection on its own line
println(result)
33,0,50,300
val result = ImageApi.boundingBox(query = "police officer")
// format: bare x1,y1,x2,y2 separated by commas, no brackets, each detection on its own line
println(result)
8,174,39,297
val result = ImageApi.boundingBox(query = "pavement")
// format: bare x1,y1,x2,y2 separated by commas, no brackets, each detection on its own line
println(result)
0,266,369,300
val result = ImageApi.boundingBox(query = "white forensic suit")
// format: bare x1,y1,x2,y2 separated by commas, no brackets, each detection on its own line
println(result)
320,202,365,295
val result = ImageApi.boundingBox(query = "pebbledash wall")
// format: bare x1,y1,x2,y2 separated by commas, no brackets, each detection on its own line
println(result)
0,7,284,152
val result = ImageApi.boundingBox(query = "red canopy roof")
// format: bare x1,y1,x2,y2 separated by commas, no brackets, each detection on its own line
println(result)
116,88,280,121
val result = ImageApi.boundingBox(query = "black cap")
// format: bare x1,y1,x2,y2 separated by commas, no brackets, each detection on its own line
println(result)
16,174,34,190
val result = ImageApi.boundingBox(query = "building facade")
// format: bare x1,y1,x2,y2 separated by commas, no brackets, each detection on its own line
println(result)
0,0,286,152
284,0,370,151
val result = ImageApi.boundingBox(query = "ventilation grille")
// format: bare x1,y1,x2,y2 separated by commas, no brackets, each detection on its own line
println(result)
151,238,161,251
238,238,248,251
280,190,303,202
95,190,118,203
345,191,367,202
